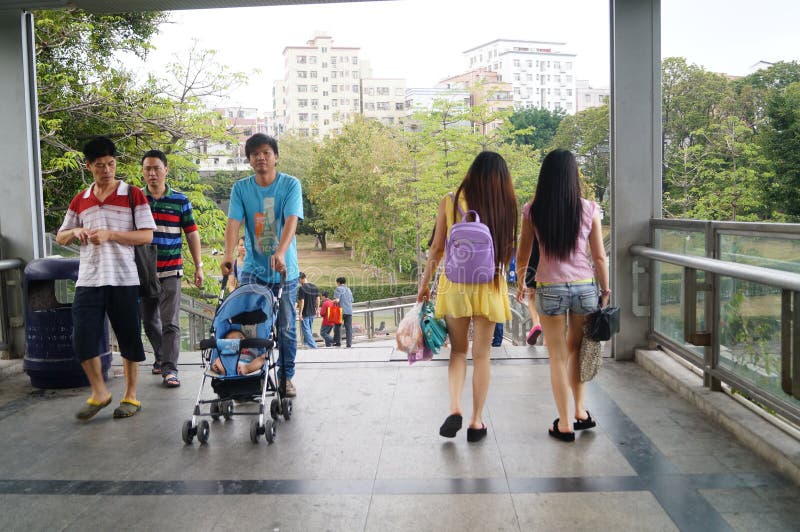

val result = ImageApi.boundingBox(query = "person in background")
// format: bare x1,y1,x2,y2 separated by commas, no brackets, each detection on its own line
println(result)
417,151,518,443
318,292,335,347
516,149,610,442
139,149,204,388
56,136,155,420
333,277,354,348
297,272,320,349
521,202,543,346
221,133,303,398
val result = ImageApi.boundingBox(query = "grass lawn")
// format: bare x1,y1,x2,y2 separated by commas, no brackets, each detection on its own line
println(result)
294,234,410,289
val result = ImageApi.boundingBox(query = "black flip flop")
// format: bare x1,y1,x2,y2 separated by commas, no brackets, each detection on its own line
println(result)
574,411,596,431
548,418,575,442
466,424,487,442
439,414,463,438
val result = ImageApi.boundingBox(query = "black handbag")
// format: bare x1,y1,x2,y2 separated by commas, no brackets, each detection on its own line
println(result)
588,303,620,342
128,188,161,298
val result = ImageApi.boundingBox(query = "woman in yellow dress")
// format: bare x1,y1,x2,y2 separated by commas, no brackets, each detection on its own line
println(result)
417,151,518,442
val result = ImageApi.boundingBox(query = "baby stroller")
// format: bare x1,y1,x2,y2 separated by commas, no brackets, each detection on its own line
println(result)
181,275,293,445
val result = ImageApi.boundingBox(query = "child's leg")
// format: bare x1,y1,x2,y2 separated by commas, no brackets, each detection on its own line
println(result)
211,358,226,375
238,355,266,375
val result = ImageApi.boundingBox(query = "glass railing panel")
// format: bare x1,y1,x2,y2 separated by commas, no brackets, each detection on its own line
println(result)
720,233,800,274
718,276,800,408
653,228,706,357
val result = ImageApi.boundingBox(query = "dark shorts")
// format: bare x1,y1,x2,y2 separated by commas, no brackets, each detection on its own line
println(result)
72,286,145,362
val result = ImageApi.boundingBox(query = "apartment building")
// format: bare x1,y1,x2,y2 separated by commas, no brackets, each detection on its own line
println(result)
463,38,578,113
194,106,266,175
575,80,610,112
437,68,514,134
273,33,406,137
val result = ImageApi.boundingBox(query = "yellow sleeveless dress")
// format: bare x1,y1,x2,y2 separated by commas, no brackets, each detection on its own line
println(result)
434,193,511,323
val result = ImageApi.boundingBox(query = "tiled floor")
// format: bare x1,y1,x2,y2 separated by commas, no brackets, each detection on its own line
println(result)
0,342,797,531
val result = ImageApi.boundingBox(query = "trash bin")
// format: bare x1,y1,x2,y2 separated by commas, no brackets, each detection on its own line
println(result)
23,258,111,388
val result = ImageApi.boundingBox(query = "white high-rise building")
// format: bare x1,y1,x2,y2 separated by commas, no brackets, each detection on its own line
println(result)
575,80,610,112
463,38,578,114
273,33,406,137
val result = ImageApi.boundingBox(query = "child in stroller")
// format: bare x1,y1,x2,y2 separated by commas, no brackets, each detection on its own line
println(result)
211,329,265,376
181,282,293,446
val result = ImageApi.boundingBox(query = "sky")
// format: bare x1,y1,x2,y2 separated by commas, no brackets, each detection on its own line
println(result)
137,0,800,114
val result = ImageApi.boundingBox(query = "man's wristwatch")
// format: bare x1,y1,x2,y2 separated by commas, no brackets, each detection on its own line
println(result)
196,262,204,269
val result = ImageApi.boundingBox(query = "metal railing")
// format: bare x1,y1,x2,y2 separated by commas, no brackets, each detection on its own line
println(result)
0,258,24,353
632,219,800,426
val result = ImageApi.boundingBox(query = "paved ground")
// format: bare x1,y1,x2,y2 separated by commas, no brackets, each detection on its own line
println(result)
0,341,797,531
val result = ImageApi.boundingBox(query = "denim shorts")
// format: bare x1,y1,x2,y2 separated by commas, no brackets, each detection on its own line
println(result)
536,283,599,316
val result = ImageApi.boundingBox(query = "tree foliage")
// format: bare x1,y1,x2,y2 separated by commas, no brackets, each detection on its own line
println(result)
507,107,565,150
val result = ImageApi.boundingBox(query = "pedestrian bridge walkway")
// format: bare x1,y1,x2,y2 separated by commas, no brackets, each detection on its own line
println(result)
0,341,797,531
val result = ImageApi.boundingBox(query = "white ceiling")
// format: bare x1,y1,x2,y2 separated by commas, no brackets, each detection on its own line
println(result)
0,0,381,14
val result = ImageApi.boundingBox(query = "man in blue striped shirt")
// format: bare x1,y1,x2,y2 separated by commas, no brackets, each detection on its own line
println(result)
139,150,204,387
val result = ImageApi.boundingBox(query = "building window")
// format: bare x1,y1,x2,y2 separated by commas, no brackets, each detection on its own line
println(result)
309,56,317,64
296,55,306,64
322,62,327,68
514,73,520,81
297,71,307,78
526,60,533,67
395,102,404,111
322,90,328,96
321,47,327,53
311,85,318,93
298,113,308,121
311,99,319,109
352,56,358,64
298,99,308,107
310,71,317,78
567,89,572,96
331,71,337,79
553,61,560,69
514,87,520,96
331,56,337,65
513,59,520,67
353,85,359,93
377,102,389,110
365,102,375,111
354,99,360,108
566,62,573,70
366,87,374,96
395,88,404,96
311,113,319,121
297,85,307,92
332,85,338,93
353,71,359,79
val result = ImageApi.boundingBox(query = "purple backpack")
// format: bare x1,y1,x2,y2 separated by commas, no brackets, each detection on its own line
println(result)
444,193,496,284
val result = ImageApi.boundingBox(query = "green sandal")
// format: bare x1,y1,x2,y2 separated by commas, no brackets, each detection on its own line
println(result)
75,395,112,420
113,399,141,418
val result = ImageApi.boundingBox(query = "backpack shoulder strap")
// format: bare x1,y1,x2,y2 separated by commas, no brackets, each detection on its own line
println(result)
448,192,466,221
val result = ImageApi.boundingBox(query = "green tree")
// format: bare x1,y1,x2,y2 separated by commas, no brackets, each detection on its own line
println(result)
507,107,564,150
761,82,800,220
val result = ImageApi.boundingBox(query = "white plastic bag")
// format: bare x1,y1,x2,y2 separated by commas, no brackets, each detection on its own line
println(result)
396,302,424,355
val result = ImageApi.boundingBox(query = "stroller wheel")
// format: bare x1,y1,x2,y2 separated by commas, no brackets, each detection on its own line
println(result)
210,402,221,421
181,420,194,444
270,398,280,420
223,400,234,420
197,420,210,444
249,419,261,443
281,398,293,421
264,419,276,444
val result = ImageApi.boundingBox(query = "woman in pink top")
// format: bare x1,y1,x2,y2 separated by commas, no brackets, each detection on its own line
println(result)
515,149,610,442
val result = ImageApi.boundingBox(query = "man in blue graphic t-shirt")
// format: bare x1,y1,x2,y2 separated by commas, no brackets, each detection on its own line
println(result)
222,133,303,397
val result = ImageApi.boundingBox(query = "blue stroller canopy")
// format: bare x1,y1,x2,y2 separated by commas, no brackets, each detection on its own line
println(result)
212,283,276,341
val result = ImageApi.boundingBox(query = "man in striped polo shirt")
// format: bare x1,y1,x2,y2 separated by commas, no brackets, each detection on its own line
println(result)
56,136,156,420
139,149,204,388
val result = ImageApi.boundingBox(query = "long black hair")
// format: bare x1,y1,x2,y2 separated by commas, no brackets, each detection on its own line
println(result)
531,149,582,261
454,151,518,274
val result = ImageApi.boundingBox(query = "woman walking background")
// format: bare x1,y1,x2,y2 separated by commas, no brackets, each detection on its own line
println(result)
417,151,517,442
515,149,610,442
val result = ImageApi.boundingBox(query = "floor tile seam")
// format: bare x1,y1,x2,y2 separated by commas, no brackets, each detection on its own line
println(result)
0,471,771,497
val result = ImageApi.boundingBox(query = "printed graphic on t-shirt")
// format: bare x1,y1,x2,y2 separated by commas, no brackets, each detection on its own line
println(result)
254,197,277,256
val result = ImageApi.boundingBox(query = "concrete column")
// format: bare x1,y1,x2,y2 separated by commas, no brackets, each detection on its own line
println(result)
0,10,44,356
610,0,661,360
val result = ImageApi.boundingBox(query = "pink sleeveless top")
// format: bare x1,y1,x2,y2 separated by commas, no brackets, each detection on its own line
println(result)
534,198,598,283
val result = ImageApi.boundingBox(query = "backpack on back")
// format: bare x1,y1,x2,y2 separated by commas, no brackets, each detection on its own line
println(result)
444,192,496,284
